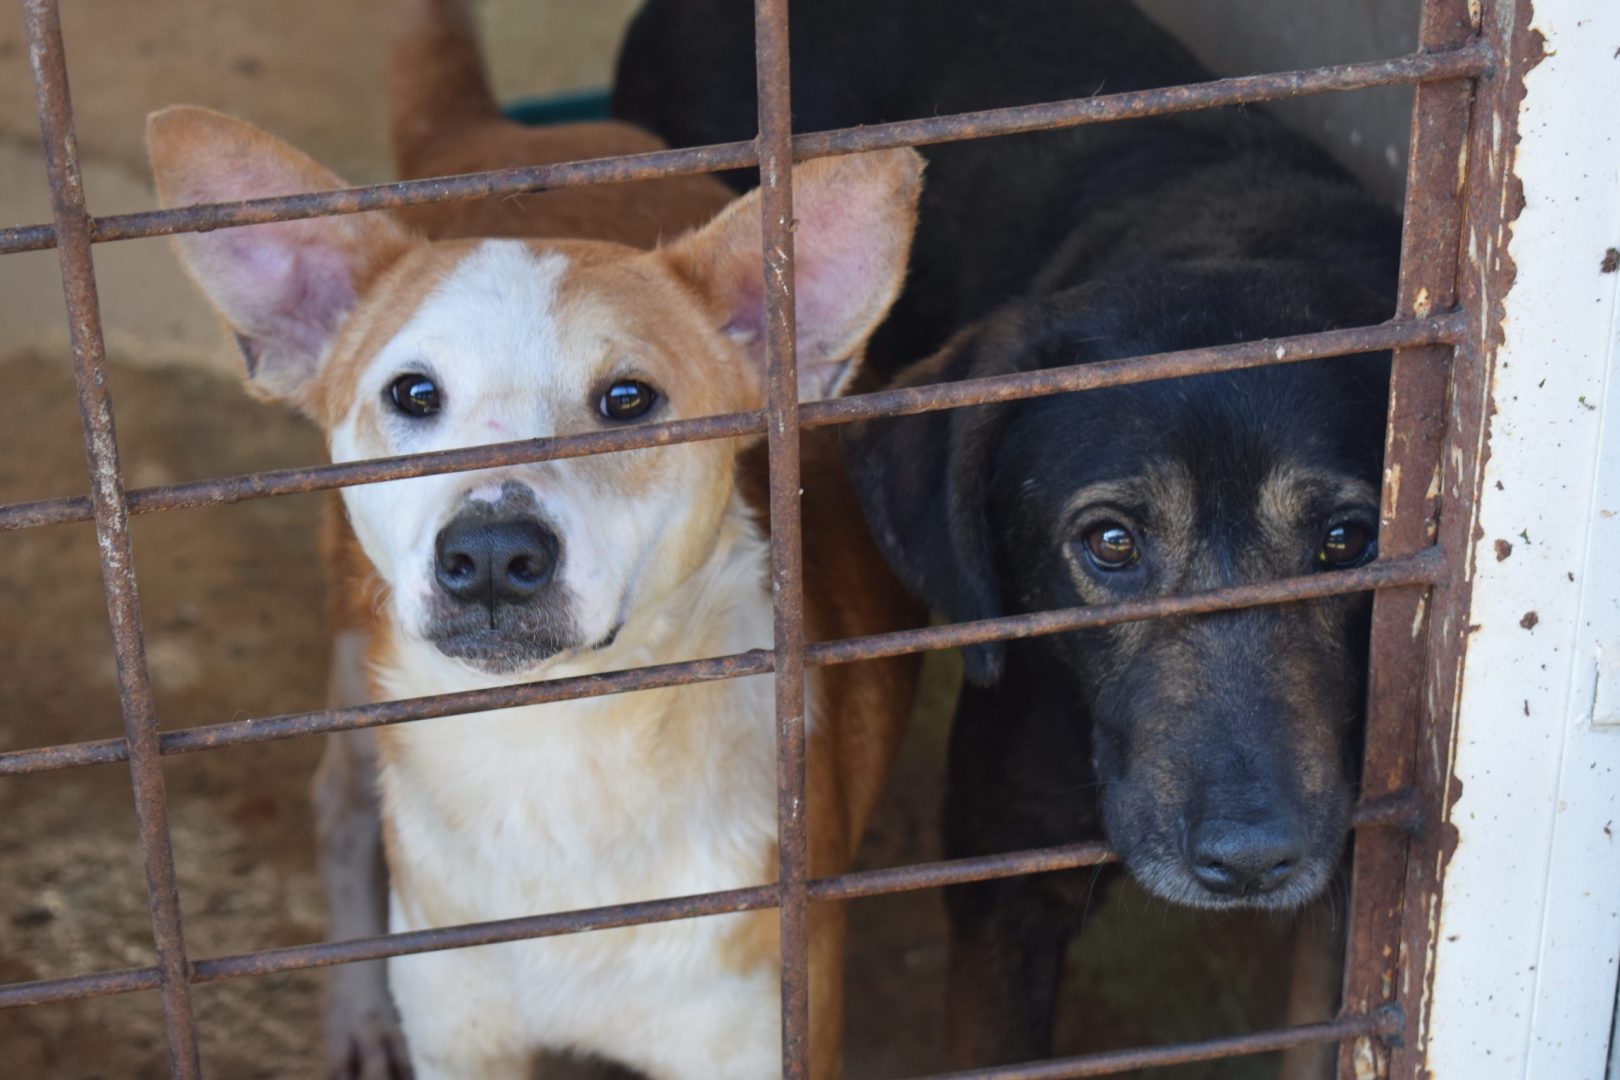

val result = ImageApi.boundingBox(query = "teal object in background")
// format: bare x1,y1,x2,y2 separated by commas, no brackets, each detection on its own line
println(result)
501,88,612,126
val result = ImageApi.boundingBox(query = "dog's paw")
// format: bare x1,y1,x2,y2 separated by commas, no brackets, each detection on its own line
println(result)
328,1011,412,1080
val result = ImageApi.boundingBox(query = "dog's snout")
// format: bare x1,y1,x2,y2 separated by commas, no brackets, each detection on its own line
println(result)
434,517,559,605
1185,817,1304,898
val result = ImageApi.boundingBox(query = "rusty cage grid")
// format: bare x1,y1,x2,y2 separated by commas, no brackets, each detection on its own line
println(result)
0,0,1518,1075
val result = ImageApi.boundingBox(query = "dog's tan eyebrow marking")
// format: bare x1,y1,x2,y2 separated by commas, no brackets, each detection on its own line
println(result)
1059,479,1144,517
1256,465,1379,526
1058,461,1197,526
314,243,479,428
593,346,654,379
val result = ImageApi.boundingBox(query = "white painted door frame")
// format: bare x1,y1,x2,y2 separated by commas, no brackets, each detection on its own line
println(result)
1419,1,1620,1076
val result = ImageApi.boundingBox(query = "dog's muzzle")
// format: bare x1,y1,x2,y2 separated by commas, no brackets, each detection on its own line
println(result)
426,486,576,672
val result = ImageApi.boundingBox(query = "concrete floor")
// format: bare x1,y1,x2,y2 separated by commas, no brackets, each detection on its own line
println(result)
0,2,1311,1077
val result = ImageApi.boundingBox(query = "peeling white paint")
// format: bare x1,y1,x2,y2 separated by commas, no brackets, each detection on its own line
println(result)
1422,1,1620,1076
1353,1035,1379,1079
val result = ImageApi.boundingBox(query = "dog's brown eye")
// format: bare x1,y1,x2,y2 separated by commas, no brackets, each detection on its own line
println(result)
1082,522,1139,570
389,373,441,417
600,379,658,421
1318,521,1377,569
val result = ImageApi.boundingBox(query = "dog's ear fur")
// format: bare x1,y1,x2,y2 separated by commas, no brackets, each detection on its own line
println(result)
146,106,413,409
846,315,1031,685
664,147,923,402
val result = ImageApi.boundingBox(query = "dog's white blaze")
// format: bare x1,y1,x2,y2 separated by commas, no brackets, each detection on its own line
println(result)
328,240,698,653
330,241,572,629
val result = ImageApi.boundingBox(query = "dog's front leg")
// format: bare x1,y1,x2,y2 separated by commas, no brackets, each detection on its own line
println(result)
1277,900,1347,1080
316,633,410,1080
942,674,1106,1068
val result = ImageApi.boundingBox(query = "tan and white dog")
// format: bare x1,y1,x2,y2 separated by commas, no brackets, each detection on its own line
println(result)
146,2,923,1077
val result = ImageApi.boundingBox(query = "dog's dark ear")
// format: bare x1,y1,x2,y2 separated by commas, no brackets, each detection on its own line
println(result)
846,318,1027,685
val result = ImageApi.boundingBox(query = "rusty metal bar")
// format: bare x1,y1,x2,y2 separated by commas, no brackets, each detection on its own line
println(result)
812,549,1443,667
1385,3,1539,1076
0,43,1491,257
814,789,1419,902
750,0,812,1073
1338,2,1481,1077
0,651,774,774
0,966,163,1010
193,884,782,984
0,793,1416,1012
20,2,202,1076
917,1008,1403,1080
0,552,1444,779
0,314,1461,533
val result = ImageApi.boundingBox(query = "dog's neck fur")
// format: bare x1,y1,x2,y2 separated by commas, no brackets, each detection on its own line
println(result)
365,486,789,1077
368,484,782,917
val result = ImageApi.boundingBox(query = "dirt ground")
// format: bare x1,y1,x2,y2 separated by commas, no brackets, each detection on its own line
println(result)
0,2,1315,1077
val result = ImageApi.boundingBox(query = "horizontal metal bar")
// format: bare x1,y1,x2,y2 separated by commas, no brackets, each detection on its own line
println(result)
191,882,783,985
0,314,1462,533
811,844,1115,901
0,650,775,774
0,551,1442,778
0,965,162,1009
0,793,1416,1010
0,410,762,531
0,43,1490,257
812,549,1443,666
811,790,1420,904
915,1007,1403,1080
807,312,1461,426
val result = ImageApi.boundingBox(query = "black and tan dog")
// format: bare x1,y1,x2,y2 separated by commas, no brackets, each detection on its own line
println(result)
616,0,1399,1066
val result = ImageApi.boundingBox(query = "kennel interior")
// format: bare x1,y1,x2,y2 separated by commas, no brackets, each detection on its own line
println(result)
0,0,1615,1077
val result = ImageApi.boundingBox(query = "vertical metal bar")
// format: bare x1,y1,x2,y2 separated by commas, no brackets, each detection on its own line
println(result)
1387,0,1539,1074
1338,0,1479,1077
751,0,811,1075
21,2,203,1075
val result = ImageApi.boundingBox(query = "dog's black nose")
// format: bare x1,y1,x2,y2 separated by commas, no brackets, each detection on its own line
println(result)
1187,818,1304,897
434,517,559,605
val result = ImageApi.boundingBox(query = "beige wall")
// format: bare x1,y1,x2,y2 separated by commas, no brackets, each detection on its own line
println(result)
1141,0,1420,207
0,0,637,379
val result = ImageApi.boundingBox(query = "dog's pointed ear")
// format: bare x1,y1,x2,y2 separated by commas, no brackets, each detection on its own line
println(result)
146,106,414,409
663,147,923,402
846,318,1028,686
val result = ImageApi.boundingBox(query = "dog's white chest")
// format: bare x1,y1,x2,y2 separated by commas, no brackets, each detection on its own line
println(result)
376,651,787,1075
382,671,780,905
